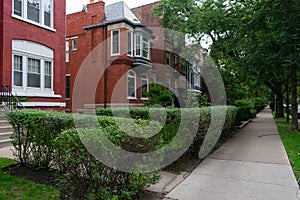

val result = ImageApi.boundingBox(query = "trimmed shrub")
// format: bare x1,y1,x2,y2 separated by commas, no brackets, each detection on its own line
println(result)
250,109,257,118
234,100,253,123
7,109,73,168
53,128,159,200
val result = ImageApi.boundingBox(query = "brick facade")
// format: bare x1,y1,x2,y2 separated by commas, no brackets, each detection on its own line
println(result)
1,0,66,110
66,1,153,112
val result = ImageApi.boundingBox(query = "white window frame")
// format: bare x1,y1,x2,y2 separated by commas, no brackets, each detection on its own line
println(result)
13,55,23,87
66,39,69,62
127,70,136,99
134,34,150,60
111,29,120,56
127,30,133,57
12,40,55,97
166,51,170,65
151,70,156,83
71,37,77,51
141,74,149,100
12,0,55,30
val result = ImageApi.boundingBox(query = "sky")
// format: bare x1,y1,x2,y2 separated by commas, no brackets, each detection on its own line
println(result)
66,0,159,14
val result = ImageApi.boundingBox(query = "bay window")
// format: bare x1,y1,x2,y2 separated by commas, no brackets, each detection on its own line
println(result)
127,31,133,57
135,34,150,59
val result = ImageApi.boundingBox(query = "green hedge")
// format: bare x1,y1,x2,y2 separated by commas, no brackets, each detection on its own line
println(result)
7,109,74,168
54,128,159,200
7,106,237,199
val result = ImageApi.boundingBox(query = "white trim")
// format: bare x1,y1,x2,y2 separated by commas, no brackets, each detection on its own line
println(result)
12,88,62,98
22,102,66,107
127,30,133,57
141,73,149,100
12,0,55,30
127,70,136,99
111,29,120,56
12,15,56,32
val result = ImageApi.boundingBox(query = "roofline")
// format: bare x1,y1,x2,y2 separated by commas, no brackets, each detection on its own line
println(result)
84,19,153,33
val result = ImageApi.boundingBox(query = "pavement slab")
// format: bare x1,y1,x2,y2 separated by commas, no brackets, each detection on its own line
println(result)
167,109,300,200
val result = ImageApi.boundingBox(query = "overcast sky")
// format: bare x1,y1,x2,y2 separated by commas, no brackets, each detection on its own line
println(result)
66,0,159,14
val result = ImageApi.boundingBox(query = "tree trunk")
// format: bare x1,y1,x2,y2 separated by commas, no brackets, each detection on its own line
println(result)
285,81,289,123
275,92,284,118
291,64,299,132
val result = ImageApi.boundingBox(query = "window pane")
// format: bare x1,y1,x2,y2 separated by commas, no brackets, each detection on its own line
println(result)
142,37,149,59
44,0,52,26
27,0,40,23
166,52,170,65
66,76,70,99
14,0,22,16
13,55,23,86
72,38,77,50
127,31,132,56
135,35,141,56
27,58,40,88
44,61,52,89
127,72,136,98
112,30,119,55
141,75,148,99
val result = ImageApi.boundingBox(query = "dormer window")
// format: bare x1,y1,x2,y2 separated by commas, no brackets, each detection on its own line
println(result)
135,34,150,60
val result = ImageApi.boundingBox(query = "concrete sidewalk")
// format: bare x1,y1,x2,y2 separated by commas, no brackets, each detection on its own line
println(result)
166,109,300,200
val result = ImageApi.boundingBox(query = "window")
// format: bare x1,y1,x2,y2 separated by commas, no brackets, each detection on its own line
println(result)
13,55,23,86
127,31,133,57
111,30,120,55
141,74,148,99
166,75,171,89
127,70,136,99
44,61,52,89
142,37,150,59
12,40,54,96
27,58,41,88
135,34,150,59
72,38,77,51
66,40,69,62
174,55,179,65
190,73,201,91
13,0,54,28
66,75,70,99
166,52,170,65
135,34,141,56
151,70,156,83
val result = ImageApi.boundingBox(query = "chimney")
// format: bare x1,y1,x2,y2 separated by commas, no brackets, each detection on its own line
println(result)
87,0,105,24
90,0,103,3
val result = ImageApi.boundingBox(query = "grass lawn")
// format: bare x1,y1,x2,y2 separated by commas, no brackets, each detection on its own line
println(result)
0,158,60,200
275,117,300,185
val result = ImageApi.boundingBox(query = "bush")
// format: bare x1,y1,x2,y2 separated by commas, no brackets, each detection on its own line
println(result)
144,83,174,107
54,128,159,200
185,92,211,108
250,109,257,118
7,109,74,168
234,100,253,123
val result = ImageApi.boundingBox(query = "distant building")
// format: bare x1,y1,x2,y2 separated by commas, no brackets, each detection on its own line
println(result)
66,0,153,112
0,0,66,110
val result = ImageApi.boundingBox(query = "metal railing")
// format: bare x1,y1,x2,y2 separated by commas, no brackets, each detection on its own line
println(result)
0,85,25,109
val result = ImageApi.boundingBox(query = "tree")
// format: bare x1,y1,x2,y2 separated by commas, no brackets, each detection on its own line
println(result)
152,0,299,131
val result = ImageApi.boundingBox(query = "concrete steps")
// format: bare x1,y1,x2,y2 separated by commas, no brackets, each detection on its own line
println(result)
0,107,13,148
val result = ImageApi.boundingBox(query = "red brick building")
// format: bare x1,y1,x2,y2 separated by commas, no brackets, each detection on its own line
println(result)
0,0,66,110
66,0,153,112
132,2,202,96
